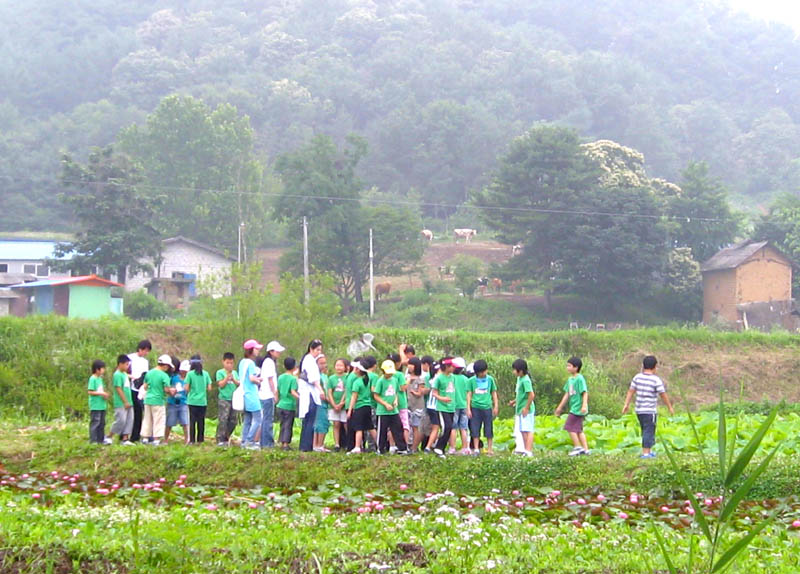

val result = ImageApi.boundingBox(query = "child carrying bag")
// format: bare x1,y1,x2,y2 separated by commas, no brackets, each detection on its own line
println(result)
232,384,244,411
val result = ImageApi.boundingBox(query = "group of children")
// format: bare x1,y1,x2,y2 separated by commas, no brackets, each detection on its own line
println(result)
87,339,673,458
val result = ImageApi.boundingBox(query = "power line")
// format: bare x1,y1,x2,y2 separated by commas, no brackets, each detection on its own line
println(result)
0,172,730,223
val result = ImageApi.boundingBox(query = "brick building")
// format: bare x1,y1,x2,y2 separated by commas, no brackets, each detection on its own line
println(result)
701,240,794,329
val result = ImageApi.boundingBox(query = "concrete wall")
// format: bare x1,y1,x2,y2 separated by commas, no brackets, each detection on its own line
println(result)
0,260,70,279
68,285,113,319
126,241,232,297
703,269,738,324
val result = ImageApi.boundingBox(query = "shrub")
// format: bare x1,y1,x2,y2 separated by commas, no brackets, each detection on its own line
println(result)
123,290,170,321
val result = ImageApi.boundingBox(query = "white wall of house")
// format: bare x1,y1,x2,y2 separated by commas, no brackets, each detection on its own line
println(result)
126,240,233,296
0,259,71,279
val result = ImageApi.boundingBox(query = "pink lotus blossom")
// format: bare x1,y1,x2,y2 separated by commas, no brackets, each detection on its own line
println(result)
365,493,374,499
792,520,800,529
630,494,639,504
704,498,713,507
618,512,629,519
526,496,535,503
687,507,696,516
268,493,276,500
31,493,41,499
96,488,110,495
99,480,105,485
515,501,524,508
179,475,187,481
576,498,586,505
322,507,331,516
205,504,217,511
159,478,166,483
248,502,258,509
358,507,369,514
550,490,561,497
596,494,606,502
512,490,520,496
375,503,385,511
61,489,71,495
660,506,670,513
399,484,408,491
21,474,29,479
50,471,58,477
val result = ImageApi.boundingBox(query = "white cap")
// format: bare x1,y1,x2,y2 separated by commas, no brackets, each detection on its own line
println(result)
157,354,172,366
453,357,467,369
266,341,285,353
351,361,364,372
179,360,191,372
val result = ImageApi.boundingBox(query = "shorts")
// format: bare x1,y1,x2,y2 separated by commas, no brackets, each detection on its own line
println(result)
427,408,440,426
564,413,584,434
398,409,410,432
166,403,189,427
314,404,331,434
515,412,535,434
469,407,494,438
328,407,347,423
111,406,134,437
454,408,469,430
350,406,374,432
409,409,424,428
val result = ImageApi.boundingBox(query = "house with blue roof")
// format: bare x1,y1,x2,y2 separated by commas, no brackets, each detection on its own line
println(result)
0,239,73,279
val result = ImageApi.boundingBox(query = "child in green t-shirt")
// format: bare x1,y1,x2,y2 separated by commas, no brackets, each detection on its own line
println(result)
185,355,212,444
109,355,133,445
431,357,457,457
508,358,535,457
555,357,589,455
276,357,299,449
313,354,331,452
325,358,349,451
88,359,111,444
215,352,239,446
373,360,409,454
466,359,498,456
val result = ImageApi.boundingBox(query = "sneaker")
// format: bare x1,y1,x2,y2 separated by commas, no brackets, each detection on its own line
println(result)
217,441,227,447
389,446,398,454
448,448,456,455
347,447,362,455
568,446,583,456
470,450,480,457
313,447,325,452
151,439,161,446
103,438,114,445
424,448,432,455
433,448,445,457
333,445,341,452
246,445,261,451
395,449,410,455
122,440,134,446
460,449,471,456
579,449,590,456
639,452,655,459
524,451,534,457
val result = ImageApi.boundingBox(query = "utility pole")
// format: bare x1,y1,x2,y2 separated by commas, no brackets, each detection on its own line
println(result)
237,222,246,265
369,228,374,318
303,216,310,305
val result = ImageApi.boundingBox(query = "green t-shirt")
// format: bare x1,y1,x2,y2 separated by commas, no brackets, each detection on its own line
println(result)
318,373,329,411
374,376,400,416
144,368,170,406
515,375,534,416
434,373,456,413
88,375,107,411
215,369,239,401
368,371,379,407
393,371,408,410
327,373,347,405
351,375,373,410
564,373,588,416
454,373,469,410
276,373,299,411
468,375,497,411
185,370,212,407
112,370,132,409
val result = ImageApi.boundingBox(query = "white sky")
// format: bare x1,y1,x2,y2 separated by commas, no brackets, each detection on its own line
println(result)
729,0,800,29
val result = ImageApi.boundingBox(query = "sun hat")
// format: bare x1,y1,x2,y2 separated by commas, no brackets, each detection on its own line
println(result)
266,341,285,353
243,339,263,351
351,361,365,372
157,354,173,366
380,360,397,375
179,360,191,372
452,357,467,369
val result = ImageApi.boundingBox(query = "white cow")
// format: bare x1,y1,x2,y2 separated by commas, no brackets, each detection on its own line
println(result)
454,228,477,243
512,243,523,256
420,229,434,241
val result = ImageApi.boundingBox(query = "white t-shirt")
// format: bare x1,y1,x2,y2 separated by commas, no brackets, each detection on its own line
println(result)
298,354,323,417
128,353,149,390
258,357,277,400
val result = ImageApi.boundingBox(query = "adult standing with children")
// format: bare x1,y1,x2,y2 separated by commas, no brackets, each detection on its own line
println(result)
259,341,284,449
127,339,151,443
298,339,324,452
239,340,263,449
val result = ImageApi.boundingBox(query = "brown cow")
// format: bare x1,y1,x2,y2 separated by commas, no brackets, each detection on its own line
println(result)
375,282,392,300
421,229,434,241
491,278,503,292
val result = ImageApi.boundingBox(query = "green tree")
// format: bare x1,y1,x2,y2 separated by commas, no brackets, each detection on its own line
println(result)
754,194,800,296
449,254,484,300
668,162,741,263
53,146,163,284
661,247,702,320
274,135,424,303
118,94,270,252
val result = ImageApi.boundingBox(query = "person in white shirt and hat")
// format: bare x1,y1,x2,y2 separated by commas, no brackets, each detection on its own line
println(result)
258,340,285,449
298,339,325,452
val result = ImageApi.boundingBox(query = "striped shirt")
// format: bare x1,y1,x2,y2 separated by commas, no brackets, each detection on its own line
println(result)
629,373,666,414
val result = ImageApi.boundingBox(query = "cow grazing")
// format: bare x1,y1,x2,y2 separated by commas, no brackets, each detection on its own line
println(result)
421,229,434,241
491,277,503,292
476,276,489,296
375,282,392,300
512,243,522,256
454,228,477,243
510,279,523,293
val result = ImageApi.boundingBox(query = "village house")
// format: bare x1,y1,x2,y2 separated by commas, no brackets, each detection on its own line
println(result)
0,239,72,280
126,236,235,307
10,275,124,319
701,240,795,330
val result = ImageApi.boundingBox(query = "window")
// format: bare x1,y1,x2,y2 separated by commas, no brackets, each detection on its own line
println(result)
23,264,36,274
0,264,7,273
36,265,49,277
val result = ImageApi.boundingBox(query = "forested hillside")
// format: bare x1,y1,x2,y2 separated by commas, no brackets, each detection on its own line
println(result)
2,0,800,233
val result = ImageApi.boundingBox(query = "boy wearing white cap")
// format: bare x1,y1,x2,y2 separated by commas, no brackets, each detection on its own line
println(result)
259,341,284,449
141,355,173,445
165,359,189,444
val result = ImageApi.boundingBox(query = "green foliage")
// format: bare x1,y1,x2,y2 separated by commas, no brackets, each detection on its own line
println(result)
118,94,273,251
53,146,163,283
754,193,800,297
449,254,484,299
123,290,170,321
274,135,425,302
